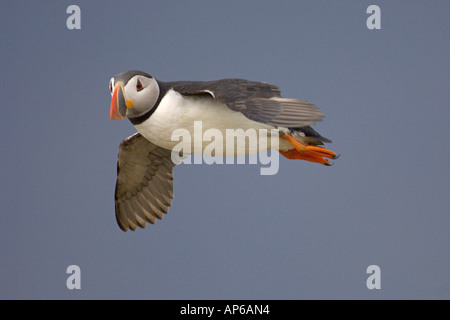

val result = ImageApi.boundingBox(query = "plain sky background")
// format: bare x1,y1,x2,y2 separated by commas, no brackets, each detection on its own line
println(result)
1,1,449,299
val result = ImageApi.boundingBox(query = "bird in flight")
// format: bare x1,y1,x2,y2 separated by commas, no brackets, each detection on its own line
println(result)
109,70,338,231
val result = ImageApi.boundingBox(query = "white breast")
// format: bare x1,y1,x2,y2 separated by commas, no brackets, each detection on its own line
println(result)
135,89,290,155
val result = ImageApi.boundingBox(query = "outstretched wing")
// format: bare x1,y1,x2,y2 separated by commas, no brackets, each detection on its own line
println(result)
170,78,325,128
114,133,175,231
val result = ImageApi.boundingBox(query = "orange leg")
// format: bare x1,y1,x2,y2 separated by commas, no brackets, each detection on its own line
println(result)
279,134,338,166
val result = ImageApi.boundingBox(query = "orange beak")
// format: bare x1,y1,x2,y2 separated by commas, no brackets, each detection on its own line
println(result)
110,82,126,120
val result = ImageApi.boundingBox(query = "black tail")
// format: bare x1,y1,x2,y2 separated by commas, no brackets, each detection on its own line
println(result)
289,126,332,144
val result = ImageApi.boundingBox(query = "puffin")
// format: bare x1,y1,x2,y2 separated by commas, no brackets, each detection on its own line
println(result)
109,70,338,231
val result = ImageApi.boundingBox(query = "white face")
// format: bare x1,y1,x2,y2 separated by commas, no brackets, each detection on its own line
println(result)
109,74,160,119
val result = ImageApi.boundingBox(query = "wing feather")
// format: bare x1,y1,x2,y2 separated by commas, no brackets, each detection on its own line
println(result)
114,133,175,231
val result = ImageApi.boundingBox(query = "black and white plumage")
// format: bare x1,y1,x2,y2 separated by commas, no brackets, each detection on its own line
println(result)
109,70,337,231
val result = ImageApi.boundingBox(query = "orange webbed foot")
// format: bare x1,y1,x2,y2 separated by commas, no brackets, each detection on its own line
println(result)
279,133,339,166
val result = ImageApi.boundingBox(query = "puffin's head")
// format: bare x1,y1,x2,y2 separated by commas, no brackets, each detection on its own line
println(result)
109,70,160,120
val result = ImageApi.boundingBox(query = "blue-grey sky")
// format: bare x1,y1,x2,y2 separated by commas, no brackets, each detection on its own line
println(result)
1,1,449,299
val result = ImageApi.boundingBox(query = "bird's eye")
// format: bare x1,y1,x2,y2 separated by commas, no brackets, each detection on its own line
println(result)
109,79,113,93
136,79,143,92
